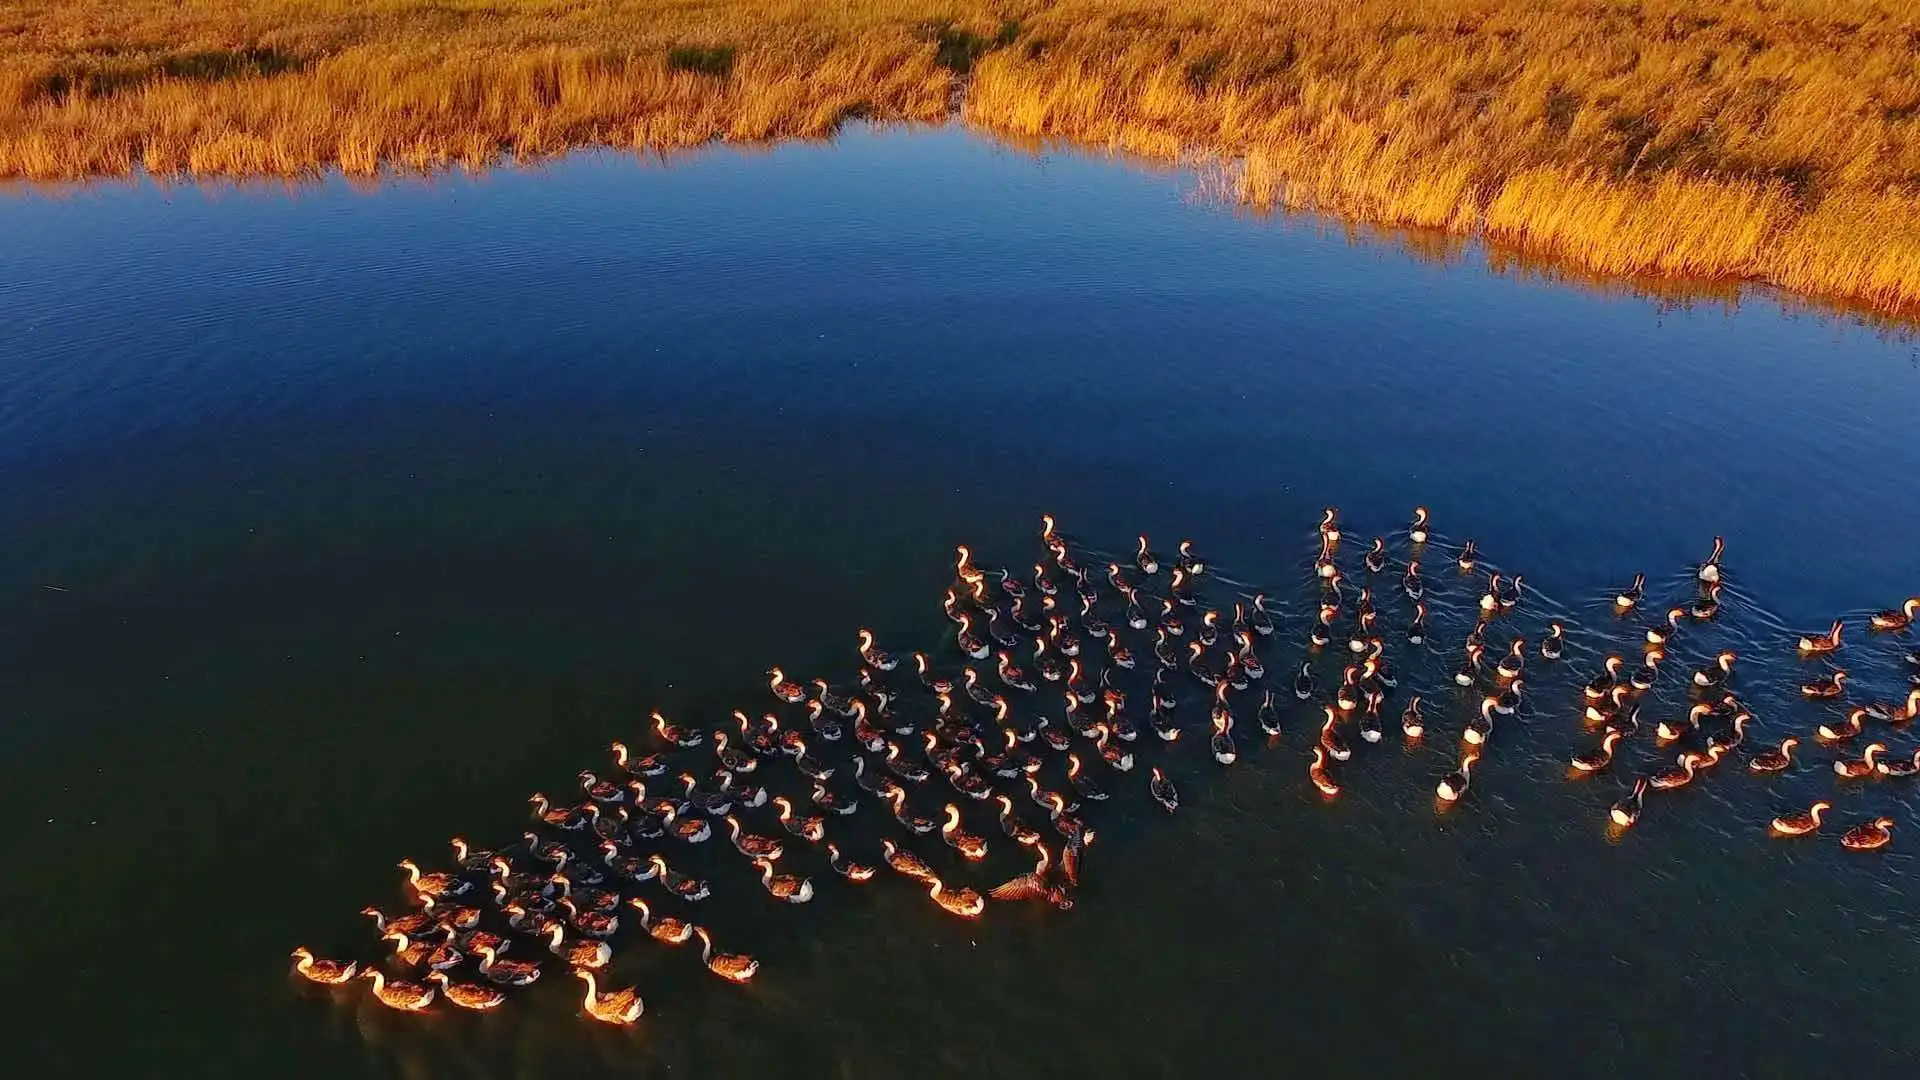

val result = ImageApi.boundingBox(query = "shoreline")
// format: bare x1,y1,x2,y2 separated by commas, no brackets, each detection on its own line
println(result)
4,1,1916,317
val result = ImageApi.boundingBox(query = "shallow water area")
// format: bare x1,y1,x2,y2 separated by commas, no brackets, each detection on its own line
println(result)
1,125,1918,1079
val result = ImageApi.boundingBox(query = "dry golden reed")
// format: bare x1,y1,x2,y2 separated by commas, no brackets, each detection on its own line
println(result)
3,1,1918,315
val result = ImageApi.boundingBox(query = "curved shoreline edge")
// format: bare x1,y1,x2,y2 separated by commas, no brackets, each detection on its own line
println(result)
3,1,1916,319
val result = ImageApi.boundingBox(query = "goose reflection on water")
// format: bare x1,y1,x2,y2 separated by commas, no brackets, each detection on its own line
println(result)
292,509,1920,1029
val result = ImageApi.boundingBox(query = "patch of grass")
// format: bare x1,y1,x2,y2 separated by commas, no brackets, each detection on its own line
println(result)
1183,51,1225,94
24,46,303,104
159,46,301,82
667,45,735,78
922,23,984,74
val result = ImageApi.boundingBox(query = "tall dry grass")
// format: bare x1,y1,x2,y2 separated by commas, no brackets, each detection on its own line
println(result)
3,1,1918,315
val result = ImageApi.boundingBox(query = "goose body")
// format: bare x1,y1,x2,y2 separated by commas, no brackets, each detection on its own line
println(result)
827,842,877,881
1066,753,1109,801
648,855,710,901
1817,709,1866,743
1136,535,1159,576
880,838,936,882
1876,749,1920,778
940,803,990,860
610,742,669,778
1689,583,1722,621
1800,670,1848,699
290,947,357,985
651,710,703,748
1251,593,1276,636
1364,538,1388,574
695,927,759,982
1149,766,1179,812
888,788,940,835
362,970,435,1011
1540,623,1564,661
927,877,987,918
1861,689,1920,724
475,944,541,987
1870,599,1920,632
1609,778,1648,827
725,815,784,860
1436,753,1475,802
1841,817,1895,851
1309,745,1340,796
1770,801,1829,836
397,859,471,899
575,970,643,1024
1570,730,1622,773
991,839,1075,909
768,667,806,704
1692,650,1737,688
1615,572,1644,611
1799,620,1844,655
1258,690,1284,736
774,796,827,842
1318,707,1351,762
1655,703,1713,745
1698,536,1724,584
545,923,612,969
1630,651,1662,692
1293,662,1317,701
1400,696,1425,740
430,971,505,1011
628,898,694,944
1318,508,1341,546
858,627,899,670
1408,506,1430,544
1833,742,1888,778
753,857,815,903
1463,698,1496,747
1210,722,1237,765
1649,747,1718,790
1586,656,1625,701
1748,737,1798,773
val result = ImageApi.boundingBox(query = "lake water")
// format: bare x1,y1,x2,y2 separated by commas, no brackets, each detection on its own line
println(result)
3,125,1918,1079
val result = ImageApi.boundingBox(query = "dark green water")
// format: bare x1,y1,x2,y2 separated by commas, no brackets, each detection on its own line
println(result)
2,127,1917,1078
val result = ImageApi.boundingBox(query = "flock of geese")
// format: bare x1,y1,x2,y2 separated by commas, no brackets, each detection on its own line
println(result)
291,510,1920,1024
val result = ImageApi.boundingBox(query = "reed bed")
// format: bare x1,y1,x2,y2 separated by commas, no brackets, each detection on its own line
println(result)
4,1,1918,314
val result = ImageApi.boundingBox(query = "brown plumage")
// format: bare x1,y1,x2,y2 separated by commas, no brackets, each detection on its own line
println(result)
290,947,356,985
429,971,505,1010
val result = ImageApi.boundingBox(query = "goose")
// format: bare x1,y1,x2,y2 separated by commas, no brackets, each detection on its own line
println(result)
1841,817,1895,851
1770,801,1830,836
429,971,505,1011
827,842,877,882
1870,598,1920,632
574,970,643,1024
1408,506,1430,544
1698,536,1724,584
1834,743,1888,778
1798,620,1844,655
1148,766,1179,812
752,857,814,903
361,970,434,1011
1436,752,1475,802
694,927,759,983
1609,778,1648,827
290,947,357,985
1614,572,1645,611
